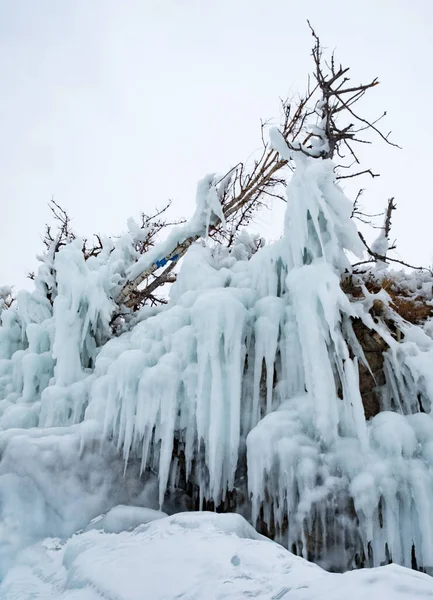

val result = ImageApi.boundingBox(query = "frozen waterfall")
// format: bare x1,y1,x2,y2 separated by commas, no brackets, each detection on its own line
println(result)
1,152,433,576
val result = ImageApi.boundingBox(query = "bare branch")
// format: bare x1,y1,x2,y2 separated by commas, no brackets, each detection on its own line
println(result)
337,169,380,180
384,197,397,239
124,260,178,310
356,231,428,271
115,23,403,309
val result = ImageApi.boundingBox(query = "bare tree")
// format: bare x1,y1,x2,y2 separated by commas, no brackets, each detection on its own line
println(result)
22,25,423,319
115,24,404,309
42,199,76,253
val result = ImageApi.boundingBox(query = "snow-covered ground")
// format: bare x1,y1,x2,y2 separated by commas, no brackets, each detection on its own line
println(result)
1,511,433,600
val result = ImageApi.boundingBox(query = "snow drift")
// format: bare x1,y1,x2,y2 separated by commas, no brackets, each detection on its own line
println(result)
2,512,433,600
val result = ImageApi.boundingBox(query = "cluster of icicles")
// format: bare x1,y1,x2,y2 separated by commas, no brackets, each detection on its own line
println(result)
1,152,433,572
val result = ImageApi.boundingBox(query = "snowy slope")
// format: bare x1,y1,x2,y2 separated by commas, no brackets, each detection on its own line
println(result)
2,512,433,600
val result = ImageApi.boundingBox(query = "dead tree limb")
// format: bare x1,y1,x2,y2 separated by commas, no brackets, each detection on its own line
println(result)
115,24,403,310
115,90,317,308
267,20,399,175
355,231,427,271
384,197,397,239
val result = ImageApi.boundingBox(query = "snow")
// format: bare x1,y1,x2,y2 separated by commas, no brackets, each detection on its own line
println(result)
0,286,12,319
0,286,12,299
1,512,432,600
270,127,294,162
371,230,389,258
84,505,168,534
127,173,228,284
371,230,389,271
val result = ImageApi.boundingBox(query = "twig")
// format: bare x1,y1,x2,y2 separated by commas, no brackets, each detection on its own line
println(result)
337,169,380,180
355,231,428,270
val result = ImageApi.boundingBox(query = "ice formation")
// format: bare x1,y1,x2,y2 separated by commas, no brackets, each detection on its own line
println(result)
1,142,433,586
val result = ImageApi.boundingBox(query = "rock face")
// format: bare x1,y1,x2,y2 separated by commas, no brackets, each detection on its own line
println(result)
353,318,388,420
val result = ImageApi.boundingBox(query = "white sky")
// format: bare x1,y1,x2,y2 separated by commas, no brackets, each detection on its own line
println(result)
1,0,432,289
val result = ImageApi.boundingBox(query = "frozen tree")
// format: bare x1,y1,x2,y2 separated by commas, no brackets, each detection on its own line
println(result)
1,25,433,586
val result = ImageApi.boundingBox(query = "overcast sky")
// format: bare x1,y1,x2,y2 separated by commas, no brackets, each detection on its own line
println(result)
1,0,432,289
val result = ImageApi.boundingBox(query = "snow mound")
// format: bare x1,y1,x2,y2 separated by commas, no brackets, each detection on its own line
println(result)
84,505,167,534
1,512,432,600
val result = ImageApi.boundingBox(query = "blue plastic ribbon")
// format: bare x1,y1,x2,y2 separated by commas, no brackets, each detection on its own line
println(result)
155,254,180,269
